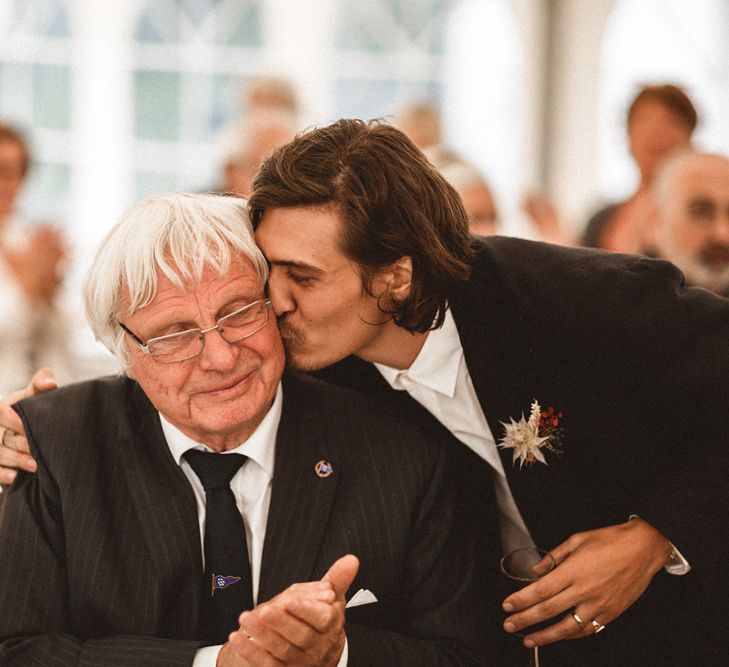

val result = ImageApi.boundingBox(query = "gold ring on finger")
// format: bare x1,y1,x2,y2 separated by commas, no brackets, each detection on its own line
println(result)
570,611,586,630
591,619,606,634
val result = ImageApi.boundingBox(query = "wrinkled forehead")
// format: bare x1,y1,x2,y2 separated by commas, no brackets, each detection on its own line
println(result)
121,254,265,316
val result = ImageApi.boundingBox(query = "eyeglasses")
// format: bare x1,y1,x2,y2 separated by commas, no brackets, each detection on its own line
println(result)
119,298,272,364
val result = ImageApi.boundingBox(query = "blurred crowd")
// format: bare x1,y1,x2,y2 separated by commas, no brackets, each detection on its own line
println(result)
395,84,729,298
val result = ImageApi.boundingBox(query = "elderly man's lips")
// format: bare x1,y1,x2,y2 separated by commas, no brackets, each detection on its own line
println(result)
198,370,255,395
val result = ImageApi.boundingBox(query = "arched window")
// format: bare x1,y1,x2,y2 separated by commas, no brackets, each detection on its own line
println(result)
599,0,729,200
0,0,72,220
132,0,265,199
333,0,450,121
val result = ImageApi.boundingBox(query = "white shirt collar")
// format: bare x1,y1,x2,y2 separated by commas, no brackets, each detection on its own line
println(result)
161,382,282,479
375,307,462,398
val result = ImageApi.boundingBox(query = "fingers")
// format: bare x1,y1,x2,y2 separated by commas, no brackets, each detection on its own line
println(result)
29,368,59,395
230,588,345,666
225,631,286,667
0,432,36,469
521,610,608,648
226,558,356,666
504,579,574,637
321,554,359,599
503,523,662,647
503,560,570,613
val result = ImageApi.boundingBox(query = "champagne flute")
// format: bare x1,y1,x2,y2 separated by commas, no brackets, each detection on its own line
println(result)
500,547,557,667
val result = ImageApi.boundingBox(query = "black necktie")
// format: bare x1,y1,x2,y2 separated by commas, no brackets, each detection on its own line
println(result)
183,448,254,645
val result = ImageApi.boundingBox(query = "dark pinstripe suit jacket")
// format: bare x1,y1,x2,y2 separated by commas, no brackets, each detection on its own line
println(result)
317,236,729,666
0,372,492,666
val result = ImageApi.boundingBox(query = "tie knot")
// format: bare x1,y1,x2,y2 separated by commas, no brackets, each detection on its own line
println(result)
183,449,246,490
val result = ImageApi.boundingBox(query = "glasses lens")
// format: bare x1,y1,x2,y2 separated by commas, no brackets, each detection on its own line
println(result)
218,300,269,343
147,330,203,363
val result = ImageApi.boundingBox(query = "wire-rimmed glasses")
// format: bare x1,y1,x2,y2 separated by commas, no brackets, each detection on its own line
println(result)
119,298,272,364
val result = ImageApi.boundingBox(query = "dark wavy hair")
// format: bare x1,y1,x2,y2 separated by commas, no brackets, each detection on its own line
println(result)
248,118,473,333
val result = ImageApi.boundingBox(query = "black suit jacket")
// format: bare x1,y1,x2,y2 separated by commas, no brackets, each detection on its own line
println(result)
316,236,729,666
0,372,492,666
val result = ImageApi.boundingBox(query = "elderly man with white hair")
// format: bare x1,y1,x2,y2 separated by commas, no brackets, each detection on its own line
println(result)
0,193,490,666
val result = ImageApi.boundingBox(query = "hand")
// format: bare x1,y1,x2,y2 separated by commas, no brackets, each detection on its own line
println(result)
225,554,359,666
0,368,58,484
1,225,68,303
502,519,673,647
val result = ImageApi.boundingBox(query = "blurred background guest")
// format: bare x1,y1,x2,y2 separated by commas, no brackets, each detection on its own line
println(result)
219,110,298,198
0,122,117,395
649,150,729,297
216,76,300,198
437,159,499,236
582,84,698,253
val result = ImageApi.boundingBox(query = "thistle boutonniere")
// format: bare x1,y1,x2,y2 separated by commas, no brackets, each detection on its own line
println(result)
498,400,564,469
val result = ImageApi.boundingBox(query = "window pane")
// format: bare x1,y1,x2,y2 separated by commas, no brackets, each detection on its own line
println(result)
218,3,262,47
212,73,237,133
179,0,221,26
0,63,34,119
136,12,174,43
135,170,179,202
33,64,71,130
25,161,70,219
44,2,71,38
134,70,180,141
334,78,440,120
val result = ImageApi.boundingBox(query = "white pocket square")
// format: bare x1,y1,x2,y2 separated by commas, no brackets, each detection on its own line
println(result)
346,588,378,608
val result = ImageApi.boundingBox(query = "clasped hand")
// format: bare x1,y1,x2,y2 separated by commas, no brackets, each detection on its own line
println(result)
502,520,673,647
220,554,359,667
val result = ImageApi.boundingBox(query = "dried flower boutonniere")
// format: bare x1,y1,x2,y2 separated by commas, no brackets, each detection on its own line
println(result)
498,400,564,469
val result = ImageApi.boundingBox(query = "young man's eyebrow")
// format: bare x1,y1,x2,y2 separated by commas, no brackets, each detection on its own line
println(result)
269,259,325,275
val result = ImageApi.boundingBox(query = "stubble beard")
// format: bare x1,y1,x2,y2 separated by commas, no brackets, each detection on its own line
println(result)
278,319,317,371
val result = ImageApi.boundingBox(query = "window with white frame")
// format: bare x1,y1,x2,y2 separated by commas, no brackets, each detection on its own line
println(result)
333,0,450,121
132,0,266,200
0,0,72,222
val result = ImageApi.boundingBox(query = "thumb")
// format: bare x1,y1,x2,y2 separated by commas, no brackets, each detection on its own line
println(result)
322,554,359,599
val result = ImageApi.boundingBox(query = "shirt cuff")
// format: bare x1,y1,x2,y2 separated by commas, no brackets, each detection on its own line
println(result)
336,636,349,666
193,645,221,667
193,638,347,666
665,542,691,575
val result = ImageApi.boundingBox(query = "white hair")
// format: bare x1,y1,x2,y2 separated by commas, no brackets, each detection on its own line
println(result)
83,193,268,369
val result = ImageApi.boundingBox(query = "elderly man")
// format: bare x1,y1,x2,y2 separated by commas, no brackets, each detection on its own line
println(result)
650,149,729,297
0,194,489,666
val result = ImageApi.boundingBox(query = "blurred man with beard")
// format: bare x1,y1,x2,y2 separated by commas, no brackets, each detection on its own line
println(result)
651,150,729,296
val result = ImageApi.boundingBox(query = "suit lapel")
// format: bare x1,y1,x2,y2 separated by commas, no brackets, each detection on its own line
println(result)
258,375,340,602
450,258,571,546
120,382,202,632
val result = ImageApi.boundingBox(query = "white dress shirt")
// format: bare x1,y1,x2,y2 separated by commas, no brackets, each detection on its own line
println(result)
161,384,349,666
375,308,535,554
